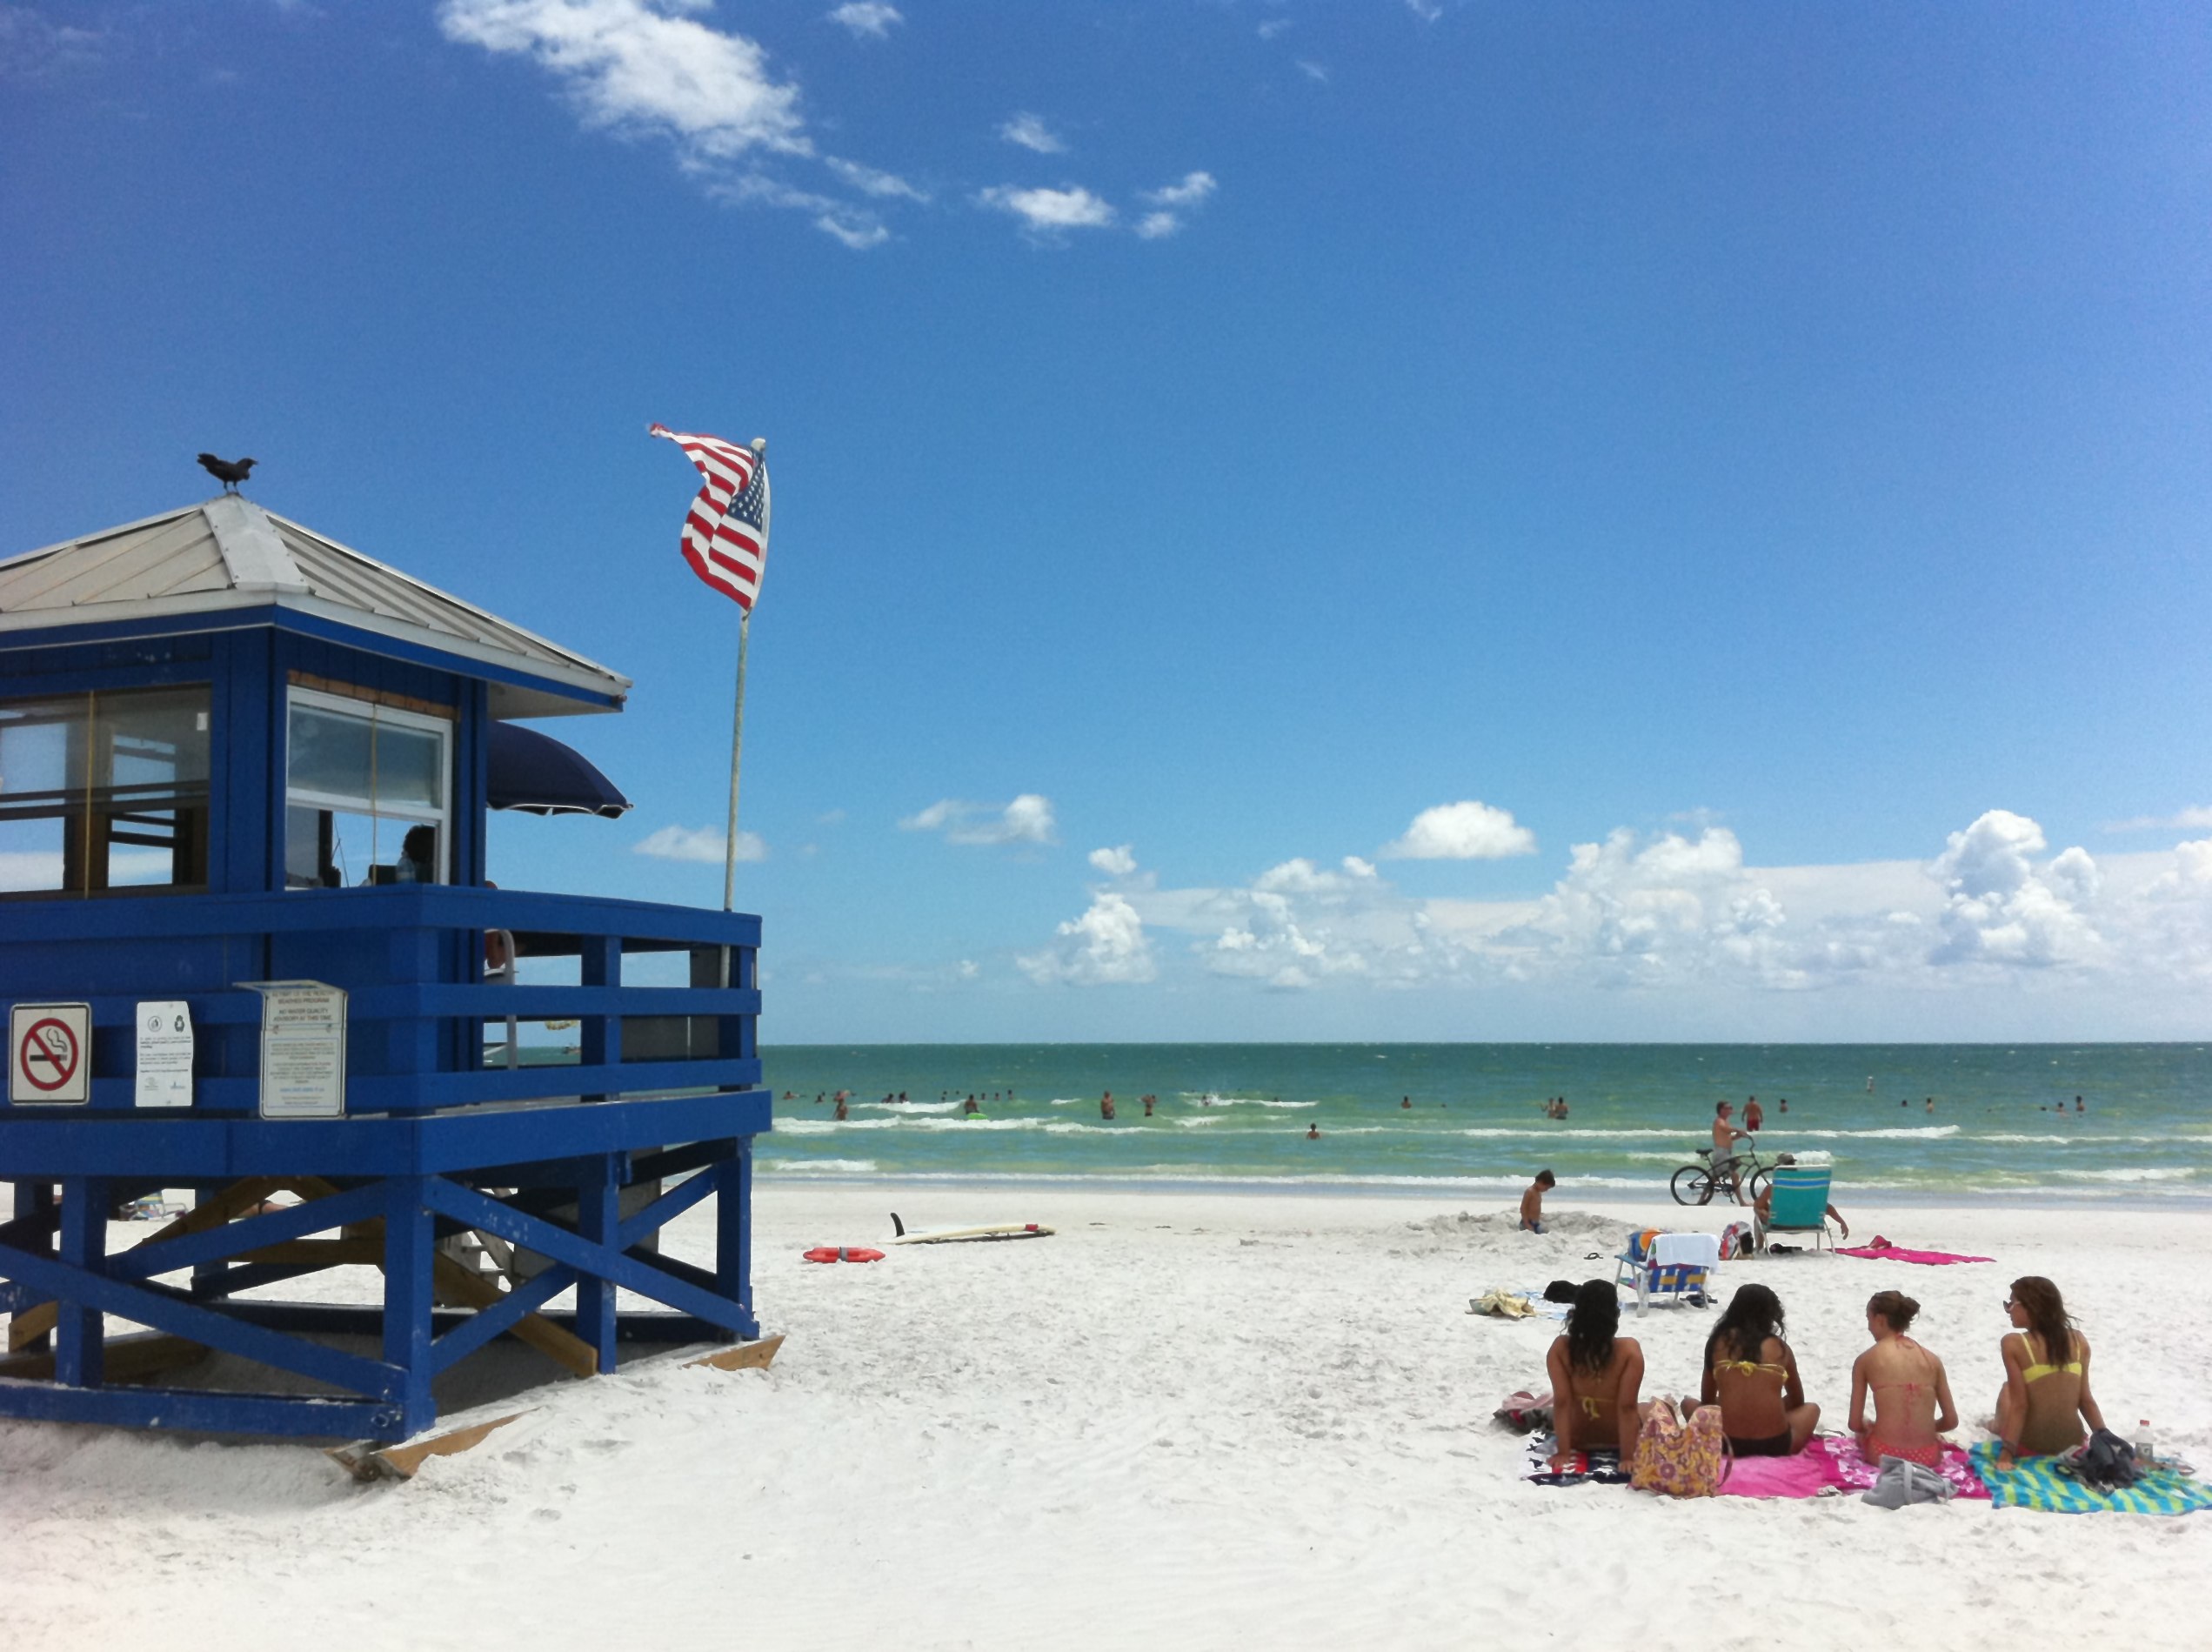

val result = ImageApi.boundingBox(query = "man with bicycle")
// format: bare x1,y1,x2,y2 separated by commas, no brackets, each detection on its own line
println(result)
1711,1100,1753,1204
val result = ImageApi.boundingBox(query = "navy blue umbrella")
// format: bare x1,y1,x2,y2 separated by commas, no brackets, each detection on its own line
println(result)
487,722,632,818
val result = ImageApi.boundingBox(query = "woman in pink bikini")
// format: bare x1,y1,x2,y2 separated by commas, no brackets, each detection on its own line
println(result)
1848,1290,1958,1467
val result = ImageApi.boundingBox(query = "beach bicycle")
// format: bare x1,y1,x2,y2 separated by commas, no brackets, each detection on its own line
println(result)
1671,1145,1777,1207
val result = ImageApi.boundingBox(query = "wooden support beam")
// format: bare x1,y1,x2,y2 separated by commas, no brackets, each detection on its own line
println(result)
236,1240,386,1269
430,1254,598,1380
685,1333,784,1373
12,1176,294,1349
0,1333,208,1385
326,1410,525,1482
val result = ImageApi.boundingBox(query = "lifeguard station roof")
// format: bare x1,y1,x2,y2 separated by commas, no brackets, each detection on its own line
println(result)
0,495,631,717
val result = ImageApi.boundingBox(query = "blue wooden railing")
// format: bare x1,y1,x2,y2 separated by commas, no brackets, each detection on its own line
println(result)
0,885,761,1119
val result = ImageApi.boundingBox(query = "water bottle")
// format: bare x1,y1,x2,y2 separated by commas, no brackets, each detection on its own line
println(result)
2135,1419,2153,1466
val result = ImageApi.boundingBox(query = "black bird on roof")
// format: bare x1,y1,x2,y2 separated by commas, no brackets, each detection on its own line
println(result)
197,453,257,494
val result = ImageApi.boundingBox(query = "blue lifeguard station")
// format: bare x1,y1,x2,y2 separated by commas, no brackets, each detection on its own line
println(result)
0,492,769,1441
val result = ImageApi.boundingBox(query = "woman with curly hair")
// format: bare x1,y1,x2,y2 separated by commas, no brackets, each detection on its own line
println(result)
1700,1283,1821,1455
1994,1276,2106,1470
1544,1280,1646,1471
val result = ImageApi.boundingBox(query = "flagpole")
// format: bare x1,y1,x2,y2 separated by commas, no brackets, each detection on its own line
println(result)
723,608,750,913
721,436,768,913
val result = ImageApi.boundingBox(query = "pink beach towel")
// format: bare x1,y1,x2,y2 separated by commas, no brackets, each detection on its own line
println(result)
1837,1238,1993,1266
1720,1436,1990,1501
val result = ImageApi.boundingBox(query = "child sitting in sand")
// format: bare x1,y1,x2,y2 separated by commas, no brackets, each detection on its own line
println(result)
1848,1290,1958,1467
1701,1284,1821,1456
1520,1170,1555,1234
1546,1280,1645,1472
1993,1276,2107,1471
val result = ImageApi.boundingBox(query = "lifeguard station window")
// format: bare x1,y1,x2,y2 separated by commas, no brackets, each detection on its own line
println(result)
284,686,451,889
0,686,212,897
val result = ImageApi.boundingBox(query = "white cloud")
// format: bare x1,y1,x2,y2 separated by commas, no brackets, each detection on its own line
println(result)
1928,810,2102,967
1088,844,1138,877
441,1,916,250
710,171,887,248
1132,171,1218,240
1019,892,1157,986
825,2,901,41
998,111,1066,154
1,7,104,79
2106,806,2212,833
825,156,927,201
1257,18,1293,41
1405,0,1443,19
901,793,1058,847
1380,799,1537,860
632,824,767,863
977,184,1115,238
1295,60,1328,84
1144,171,1217,210
439,0,808,160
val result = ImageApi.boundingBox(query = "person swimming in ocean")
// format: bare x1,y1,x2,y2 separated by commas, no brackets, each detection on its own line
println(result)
1306,1123,1320,1140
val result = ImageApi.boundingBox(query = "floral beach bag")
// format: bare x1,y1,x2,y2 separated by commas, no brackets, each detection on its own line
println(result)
1629,1399,1732,1497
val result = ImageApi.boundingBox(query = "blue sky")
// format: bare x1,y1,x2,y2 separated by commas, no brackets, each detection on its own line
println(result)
5,2,2212,1040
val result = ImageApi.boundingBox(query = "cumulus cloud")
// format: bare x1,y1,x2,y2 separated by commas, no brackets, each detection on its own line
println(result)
1380,799,1537,861
1019,892,1157,986
825,2,900,41
1927,810,2102,967
998,111,1066,154
439,0,907,249
901,793,1058,847
977,184,1116,238
1088,844,1139,877
633,824,767,863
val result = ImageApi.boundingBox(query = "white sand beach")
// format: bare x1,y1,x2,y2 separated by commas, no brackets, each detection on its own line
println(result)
4,1185,2208,1650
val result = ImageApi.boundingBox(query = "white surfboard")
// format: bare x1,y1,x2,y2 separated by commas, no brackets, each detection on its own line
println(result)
888,1214,1054,1245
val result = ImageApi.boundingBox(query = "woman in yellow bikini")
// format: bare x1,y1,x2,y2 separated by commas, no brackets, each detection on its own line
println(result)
1848,1289,1958,1467
1993,1276,2105,1471
1545,1279,1647,1471
1700,1284,1821,1455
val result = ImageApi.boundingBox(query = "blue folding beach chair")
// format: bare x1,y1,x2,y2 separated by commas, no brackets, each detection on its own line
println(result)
1756,1165,1837,1254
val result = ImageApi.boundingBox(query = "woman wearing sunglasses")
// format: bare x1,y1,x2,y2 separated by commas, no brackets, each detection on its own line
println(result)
1993,1276,2106,1471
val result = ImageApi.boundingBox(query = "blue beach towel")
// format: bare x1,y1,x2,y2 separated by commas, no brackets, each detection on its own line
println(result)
1968,1441,2212,1516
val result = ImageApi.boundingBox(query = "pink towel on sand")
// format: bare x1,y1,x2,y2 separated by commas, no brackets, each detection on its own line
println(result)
1721,1436,1990,1500
1837,1241,1993,1266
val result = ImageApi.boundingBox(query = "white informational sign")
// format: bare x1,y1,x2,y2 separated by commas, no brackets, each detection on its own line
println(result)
134,1000,195,1108
244,980,348,1120
10,1001,92,1105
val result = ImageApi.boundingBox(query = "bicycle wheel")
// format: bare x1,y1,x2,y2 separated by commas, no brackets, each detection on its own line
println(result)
1671,1166,1711,1206
1745,1167,1774,1204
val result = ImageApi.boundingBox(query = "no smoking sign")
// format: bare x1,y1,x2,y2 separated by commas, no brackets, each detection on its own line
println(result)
10,1002,91,1105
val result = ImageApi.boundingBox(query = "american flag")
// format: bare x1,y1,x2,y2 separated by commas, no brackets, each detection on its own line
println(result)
649,424,771,610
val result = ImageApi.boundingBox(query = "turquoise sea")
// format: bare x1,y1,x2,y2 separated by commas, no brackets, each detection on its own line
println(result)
753,1044,2212,1203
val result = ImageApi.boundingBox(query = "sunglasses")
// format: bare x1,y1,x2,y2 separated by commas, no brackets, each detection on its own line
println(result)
2001,1297,2018,1310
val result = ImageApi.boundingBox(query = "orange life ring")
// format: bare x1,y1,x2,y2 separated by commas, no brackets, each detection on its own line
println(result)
802,1246,885,1263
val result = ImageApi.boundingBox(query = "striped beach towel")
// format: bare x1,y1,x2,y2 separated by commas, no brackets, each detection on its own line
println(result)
1968,1441,2212,1516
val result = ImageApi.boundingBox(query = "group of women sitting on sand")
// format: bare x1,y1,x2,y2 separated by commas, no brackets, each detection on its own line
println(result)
1544,1275,2107,1474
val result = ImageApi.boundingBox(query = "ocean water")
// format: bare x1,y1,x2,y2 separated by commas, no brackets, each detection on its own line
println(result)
753,1043,2212,1203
